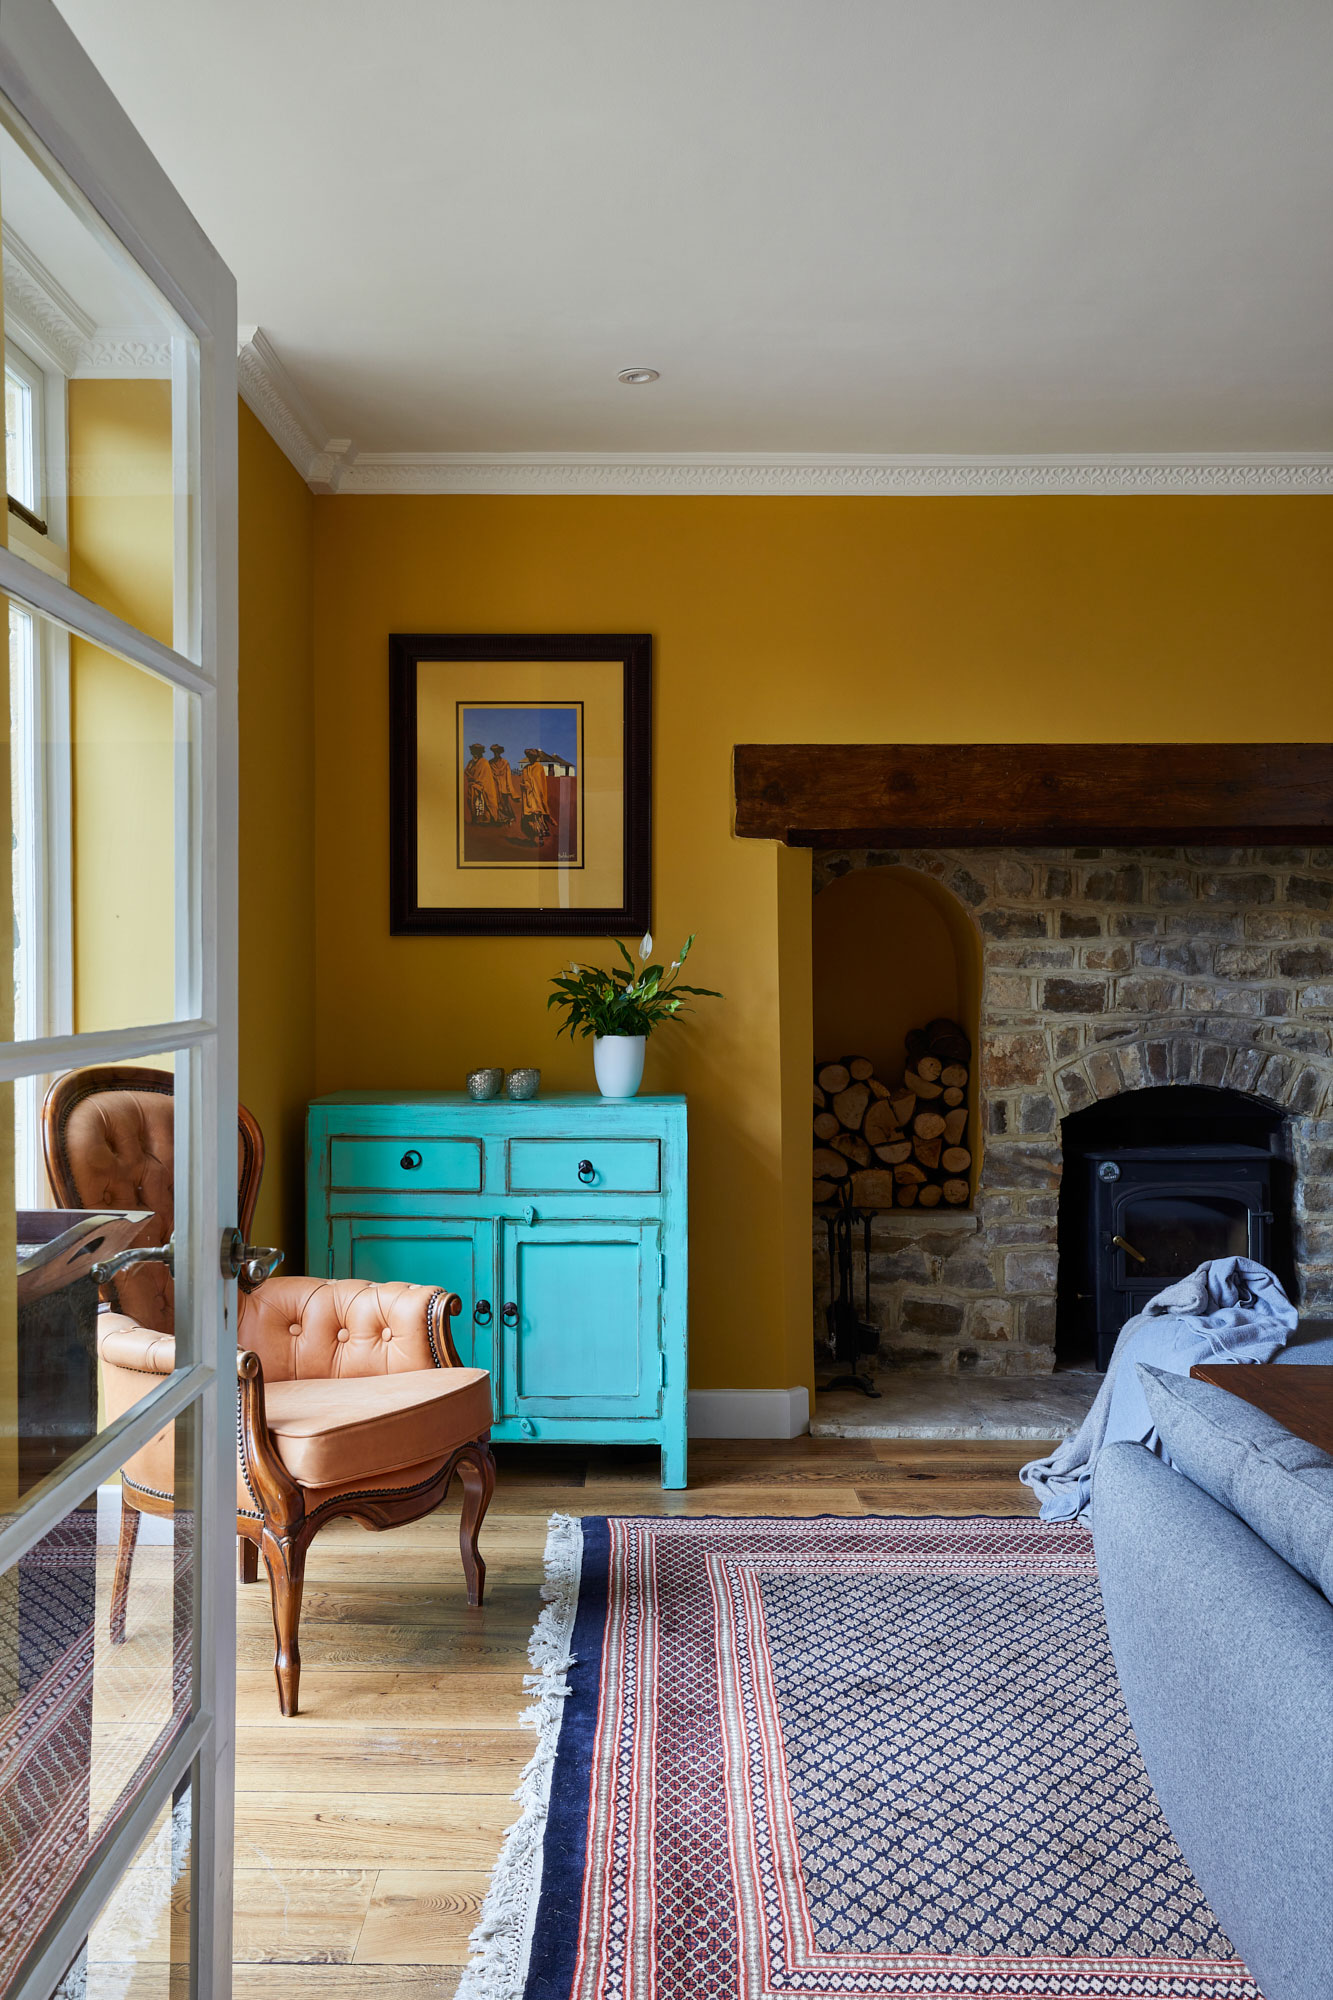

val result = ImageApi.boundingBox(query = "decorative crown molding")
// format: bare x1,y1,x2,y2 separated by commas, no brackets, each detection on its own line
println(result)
3,222,171,378
231,330,1333,498
237,326,354,491
333,451,1333,497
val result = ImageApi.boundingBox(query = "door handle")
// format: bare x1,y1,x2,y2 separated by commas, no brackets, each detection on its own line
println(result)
400,1149,423,1171
1112,1234,1146,1265
221,1227,286,1292
502,1301,519,1325
473,1298,493,1325
577,1159,596,1185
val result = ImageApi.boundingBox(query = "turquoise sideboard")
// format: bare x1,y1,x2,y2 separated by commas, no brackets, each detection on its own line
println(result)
306,1092,688,1486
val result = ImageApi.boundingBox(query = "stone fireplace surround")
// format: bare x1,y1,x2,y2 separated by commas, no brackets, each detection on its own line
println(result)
812,843,1333,1376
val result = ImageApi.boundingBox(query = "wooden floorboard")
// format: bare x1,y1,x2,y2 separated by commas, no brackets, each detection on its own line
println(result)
233,1435,1048,1980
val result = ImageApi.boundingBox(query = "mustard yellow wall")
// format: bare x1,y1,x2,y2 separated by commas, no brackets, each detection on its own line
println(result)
237,404,316,1256
814,870,963,1085
67,378,175,1034
308,494,1333,1394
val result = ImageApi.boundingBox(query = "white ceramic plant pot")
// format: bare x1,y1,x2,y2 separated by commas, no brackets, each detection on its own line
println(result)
593,1034,647,1098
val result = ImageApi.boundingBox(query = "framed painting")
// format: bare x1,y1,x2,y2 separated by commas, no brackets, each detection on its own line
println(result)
389,632,652,936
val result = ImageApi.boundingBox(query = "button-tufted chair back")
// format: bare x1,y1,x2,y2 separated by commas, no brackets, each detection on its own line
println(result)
42,1066,264,1336
237,1273,458,1383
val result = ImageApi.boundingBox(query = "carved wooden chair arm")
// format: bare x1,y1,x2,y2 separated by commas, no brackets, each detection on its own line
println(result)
236,1350,303,1538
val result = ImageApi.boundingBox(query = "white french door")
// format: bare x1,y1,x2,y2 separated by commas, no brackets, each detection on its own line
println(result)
0,4,238,1998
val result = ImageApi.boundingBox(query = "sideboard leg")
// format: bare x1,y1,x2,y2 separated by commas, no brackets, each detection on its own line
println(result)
660,1433,688,1490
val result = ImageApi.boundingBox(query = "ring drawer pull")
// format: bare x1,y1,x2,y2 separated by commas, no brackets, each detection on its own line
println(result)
473,1299,492,1325
577,1159,596,1184
502,1301,519,1325
520,1417,535,1437
400,1149,423,1171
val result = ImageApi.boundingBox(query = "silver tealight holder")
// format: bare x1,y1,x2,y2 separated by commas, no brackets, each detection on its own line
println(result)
505,1067,541,1100
466,1067,504,1100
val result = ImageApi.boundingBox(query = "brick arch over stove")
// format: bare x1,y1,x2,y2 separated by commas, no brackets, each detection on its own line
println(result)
812,843,1333,1373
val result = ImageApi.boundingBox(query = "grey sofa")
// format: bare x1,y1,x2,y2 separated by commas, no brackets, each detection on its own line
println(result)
1092,1322,1333,2000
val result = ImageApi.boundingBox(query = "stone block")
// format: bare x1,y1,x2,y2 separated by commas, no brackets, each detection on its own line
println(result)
942,1254,998,1292
1026,1194,1059,1219
1087,1048,1124,1098
1108,914,1162,937
1226,1045,1266,1092
864,851,902,869
1199,872,1276,905
986,1031,1049,1087
1005,1249,1058,1294
868,1248,932,1286
948,865,987,907
1263,988,1292,1017
1298,984,1333,1014
967,1299,1015,1342
1247,909,1310,939
1166,911,1242,938
880,1343,948,1373
1117,1043,1146,1090
1286,876,1333,910
1083,944,1132,972
989,944,1075,969
1296,1217,1333,1259
1145,1040,1171,1084
898,1296,965,1337
981,909,1048,940
1072,847,1103,859
1044,867,1073,899
987,971,1035,1011
1019,1298,1058,1344
988,1098,1010,1136
1083,864,1144,902
1170,1037,1199,1083
1184,982,1265,1018
1149,868,1194,904
1215,944,1273,977
1302,1146,1333,1176
1058,912,1101,939
1055,1066,1094,1112
1136,940,1211,974
1257,1052,1297,1100
990,1220,1058,1245
1019,1092,1057,1134
1053,1026,1082,1060
1042,977,1108,1014
995,858,1036,898
1114,976,1182,1013
1288,1068,1326,1116
1198,1041,1230,1088
1297,1178,1333,1212
1278,944,1333,978
981,1144,1063,1191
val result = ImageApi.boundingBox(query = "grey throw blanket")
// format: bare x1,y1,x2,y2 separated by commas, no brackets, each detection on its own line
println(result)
1019,1256,1297,1521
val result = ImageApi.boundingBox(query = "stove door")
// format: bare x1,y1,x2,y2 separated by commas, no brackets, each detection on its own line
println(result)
1115,1192,1256,1282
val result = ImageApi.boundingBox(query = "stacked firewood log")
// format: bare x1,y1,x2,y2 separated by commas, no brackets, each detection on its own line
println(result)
813,1017,972,1210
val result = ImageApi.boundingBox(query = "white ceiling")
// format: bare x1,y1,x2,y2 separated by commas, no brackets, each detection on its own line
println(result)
54,0,1333,458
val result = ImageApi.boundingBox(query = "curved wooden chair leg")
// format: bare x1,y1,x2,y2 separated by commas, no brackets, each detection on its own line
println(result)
238,1534,259,1584
455,1441,497,1607
109,1492,142,1646
260,1532,308,1717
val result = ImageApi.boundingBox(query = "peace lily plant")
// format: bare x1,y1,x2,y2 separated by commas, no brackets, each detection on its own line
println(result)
548,934,721,1097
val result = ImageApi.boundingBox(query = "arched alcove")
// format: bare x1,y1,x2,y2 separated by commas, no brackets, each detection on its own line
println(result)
813,867,981,1092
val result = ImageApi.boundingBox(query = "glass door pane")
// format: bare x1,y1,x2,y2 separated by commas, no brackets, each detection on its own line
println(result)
0,9,237,1996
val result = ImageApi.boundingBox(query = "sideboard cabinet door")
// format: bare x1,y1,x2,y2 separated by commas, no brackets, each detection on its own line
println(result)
498,1216,661,1421
330,1214,495,1371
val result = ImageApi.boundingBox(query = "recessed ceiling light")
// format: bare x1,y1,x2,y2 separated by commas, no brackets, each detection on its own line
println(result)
617,367,660,385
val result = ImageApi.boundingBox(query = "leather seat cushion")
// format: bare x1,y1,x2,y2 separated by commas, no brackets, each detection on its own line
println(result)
258,1366,492,1489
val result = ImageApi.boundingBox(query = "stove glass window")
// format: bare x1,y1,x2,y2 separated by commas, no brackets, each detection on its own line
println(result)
1118,1196,1250,1277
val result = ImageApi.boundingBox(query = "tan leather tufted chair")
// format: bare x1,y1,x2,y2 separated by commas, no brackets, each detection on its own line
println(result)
42,1067,496,1716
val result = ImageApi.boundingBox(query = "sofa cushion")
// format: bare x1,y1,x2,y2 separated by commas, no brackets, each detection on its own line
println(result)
260,1365,492,1488
1137,1362,1333,1601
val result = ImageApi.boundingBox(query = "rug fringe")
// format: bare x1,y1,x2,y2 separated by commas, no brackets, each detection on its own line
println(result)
456,1511,584,2000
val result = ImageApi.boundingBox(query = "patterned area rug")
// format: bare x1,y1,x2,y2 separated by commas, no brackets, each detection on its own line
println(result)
461,1514,1261,2000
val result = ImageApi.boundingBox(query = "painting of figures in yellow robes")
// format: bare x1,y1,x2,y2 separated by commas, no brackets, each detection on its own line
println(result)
458,702,582,867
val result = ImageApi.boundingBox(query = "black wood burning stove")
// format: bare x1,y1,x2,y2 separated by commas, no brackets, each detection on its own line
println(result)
1085,1145,1276,1370
1056,1086,1293,1370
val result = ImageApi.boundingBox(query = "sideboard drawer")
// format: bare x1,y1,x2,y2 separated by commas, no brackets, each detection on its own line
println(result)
507,1137,661,1194
329,1135,483,1194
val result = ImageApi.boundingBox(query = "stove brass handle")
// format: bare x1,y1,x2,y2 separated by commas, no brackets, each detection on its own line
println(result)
1112,1234,1146,1264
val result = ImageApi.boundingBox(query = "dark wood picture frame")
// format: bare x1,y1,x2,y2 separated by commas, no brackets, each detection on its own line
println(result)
389,632,652,937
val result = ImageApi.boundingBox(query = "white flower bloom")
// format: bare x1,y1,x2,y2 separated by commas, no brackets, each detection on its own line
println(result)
566,962,580,976
639,933,653,960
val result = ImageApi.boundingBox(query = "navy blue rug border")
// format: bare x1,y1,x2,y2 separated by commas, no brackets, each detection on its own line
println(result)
525,1516,611,2000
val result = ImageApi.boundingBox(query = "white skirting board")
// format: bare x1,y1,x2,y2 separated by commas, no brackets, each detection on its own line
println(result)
687,1387,811,1439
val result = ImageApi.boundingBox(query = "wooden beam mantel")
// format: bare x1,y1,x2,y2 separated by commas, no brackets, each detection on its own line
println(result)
733,742,1333,848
